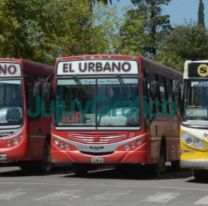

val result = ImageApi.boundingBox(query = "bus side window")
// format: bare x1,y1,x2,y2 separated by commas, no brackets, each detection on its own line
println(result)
143,72,150,104
0,86,3,106
25,76,36,116
165,79,173,114
172,80,181,114
42,81,51,114
159,77,166,104
148,73,158,99
143,72,151,120
166,79,172,99
147,72,160,116
180,82,183,108
178,83,183,113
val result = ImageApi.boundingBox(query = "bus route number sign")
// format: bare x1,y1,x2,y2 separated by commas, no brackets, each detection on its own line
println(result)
188,63,208,78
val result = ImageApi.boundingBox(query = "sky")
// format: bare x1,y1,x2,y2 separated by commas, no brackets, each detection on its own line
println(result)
114,0,208,27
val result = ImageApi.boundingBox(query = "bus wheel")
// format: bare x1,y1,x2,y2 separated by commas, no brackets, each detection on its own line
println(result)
193,169,208,182
151,156,166,177
150,145,166,177
115,165,129,174
74,165,88,177
39,141,52,174
19,162,34,173
171,160,180,170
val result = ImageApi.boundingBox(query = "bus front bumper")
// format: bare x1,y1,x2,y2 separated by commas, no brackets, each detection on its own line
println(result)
180,160,208,169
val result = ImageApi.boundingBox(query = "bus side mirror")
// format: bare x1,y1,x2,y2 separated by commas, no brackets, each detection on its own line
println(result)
150,81,159,99
42,82,50,101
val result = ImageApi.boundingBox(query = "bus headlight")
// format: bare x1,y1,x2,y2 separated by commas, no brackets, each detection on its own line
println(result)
182,131,206,150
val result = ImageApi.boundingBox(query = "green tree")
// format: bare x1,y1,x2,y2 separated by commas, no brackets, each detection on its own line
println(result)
0,0,114,64
198,0,205,29
118,0,171,57
155,24,208,71
92,0,119,5
117,11,146,56
90,0,120,12
93,3,121,53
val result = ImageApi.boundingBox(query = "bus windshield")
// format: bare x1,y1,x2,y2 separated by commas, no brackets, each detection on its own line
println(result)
56,77,140,129
0,80,23,126
184,80,208,119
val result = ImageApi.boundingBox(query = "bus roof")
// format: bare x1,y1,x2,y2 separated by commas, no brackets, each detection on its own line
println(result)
0,58,53,77
141,57,183,81
56,54,137,62
55,55,182,81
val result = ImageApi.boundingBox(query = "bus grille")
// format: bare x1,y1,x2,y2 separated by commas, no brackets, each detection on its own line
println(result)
0,131,14,138
70,133,127,144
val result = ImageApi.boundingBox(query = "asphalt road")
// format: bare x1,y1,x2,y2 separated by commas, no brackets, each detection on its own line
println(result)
0,165,207,206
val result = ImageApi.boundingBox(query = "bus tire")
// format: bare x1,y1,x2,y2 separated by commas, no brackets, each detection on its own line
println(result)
193,169,208,182
39,140,52,174
150,156,166,177
171,160,180,170
115,164,131,175
150,140,166,177
19,162,34,173
74,165,88,177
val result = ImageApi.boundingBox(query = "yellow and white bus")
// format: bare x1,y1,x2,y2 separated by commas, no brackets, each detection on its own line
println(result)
180,60,208,181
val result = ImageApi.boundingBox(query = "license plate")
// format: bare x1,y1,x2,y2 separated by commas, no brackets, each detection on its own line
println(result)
0,154,7,161
91,157,104,164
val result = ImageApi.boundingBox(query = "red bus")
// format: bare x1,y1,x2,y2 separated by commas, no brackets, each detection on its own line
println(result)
51,55,182,176
0,58,53,173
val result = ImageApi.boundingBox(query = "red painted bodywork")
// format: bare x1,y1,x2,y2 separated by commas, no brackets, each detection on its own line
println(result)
51,128,150,164
0,58,53,162
51,55,182,165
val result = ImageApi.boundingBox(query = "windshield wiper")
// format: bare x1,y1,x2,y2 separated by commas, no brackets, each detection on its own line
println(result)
72,76,81,85
116,75,124,85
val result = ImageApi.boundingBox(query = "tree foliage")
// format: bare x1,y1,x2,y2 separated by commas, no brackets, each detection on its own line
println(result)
198,0,205,29
91,0,119,5
93,3,121,53
1,0,208,72
0,0,117,64
118,0,171,57
155,24,208,71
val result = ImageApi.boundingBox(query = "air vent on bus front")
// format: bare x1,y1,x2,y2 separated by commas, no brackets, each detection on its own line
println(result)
0,131,15,138
70,133,127,144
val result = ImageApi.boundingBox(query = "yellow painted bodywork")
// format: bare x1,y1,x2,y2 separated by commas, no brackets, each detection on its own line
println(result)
180,127,208,161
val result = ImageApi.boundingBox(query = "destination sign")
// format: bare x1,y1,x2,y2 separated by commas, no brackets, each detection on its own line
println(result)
188,62,208,78
0,63,21,77
191,81,208,87
185,108,208,117
57,60,138,75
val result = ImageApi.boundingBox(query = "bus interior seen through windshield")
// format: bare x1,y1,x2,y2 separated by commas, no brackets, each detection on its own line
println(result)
0,80,23,126
56,77,140,128
184,80,208,119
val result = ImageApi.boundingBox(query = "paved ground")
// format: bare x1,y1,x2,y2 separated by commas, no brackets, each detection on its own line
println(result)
0,165,207,206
